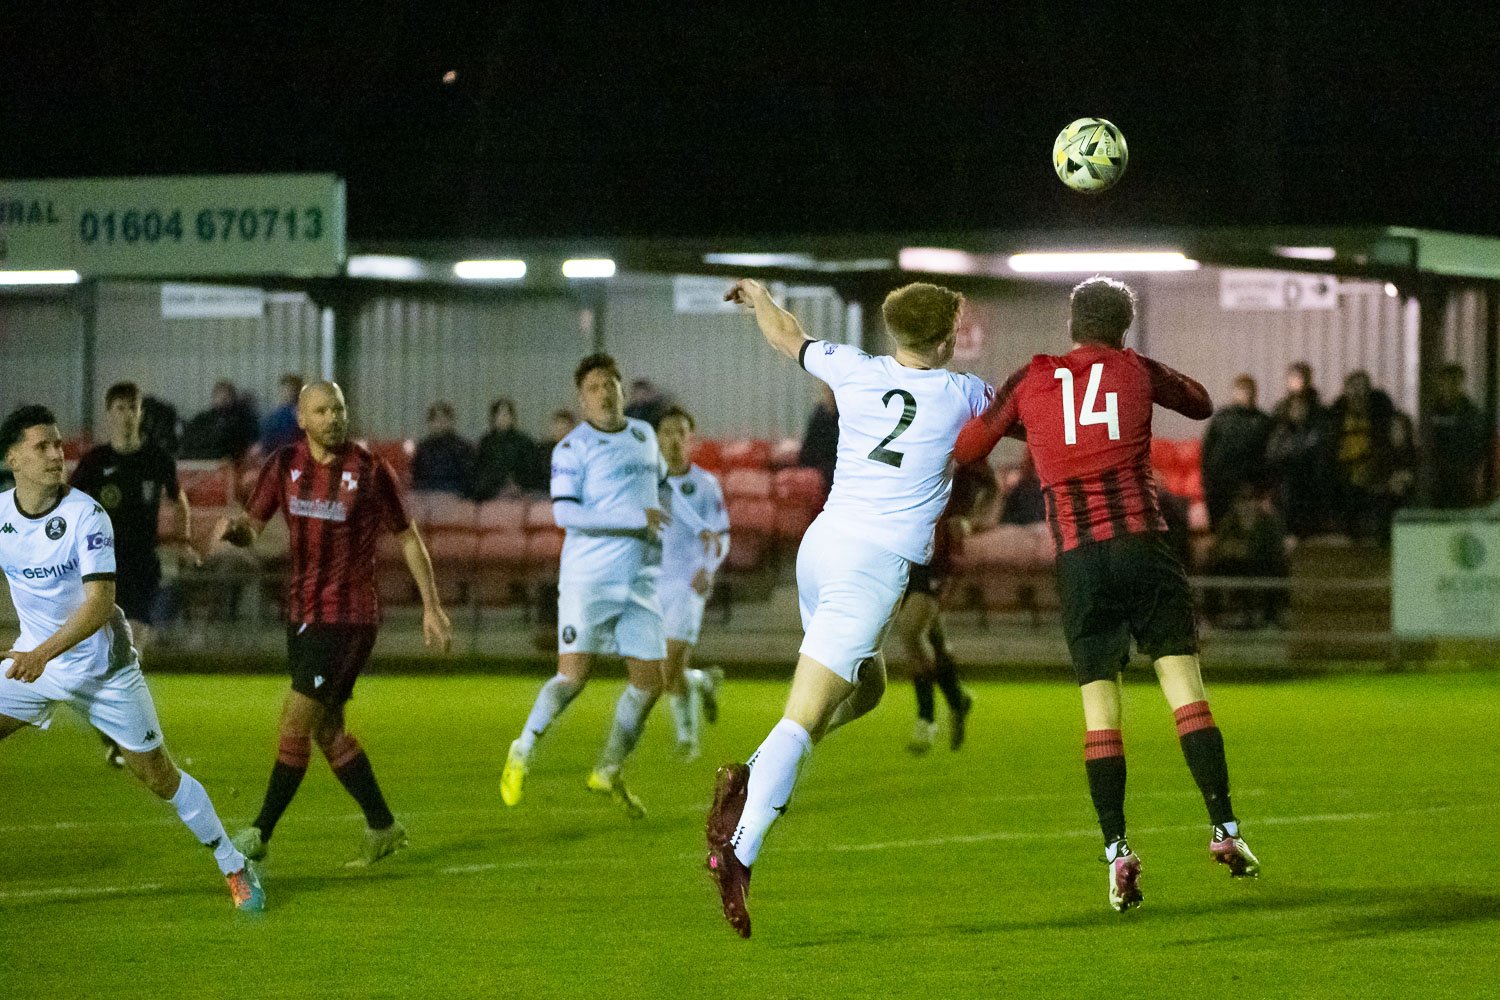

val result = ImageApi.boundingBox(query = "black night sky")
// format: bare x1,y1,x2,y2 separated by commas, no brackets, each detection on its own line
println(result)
6,2,1499,242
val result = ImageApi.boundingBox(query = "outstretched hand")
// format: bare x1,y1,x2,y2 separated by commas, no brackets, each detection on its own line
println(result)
724,279,769,308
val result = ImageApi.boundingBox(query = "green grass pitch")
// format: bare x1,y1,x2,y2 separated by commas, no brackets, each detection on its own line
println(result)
2,670,1497,999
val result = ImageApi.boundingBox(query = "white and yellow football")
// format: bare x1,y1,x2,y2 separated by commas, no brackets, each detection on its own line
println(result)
1053,117,1128,194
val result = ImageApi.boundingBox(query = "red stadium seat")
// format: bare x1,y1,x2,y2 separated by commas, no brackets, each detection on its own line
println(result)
724,468,775,499
524,499,558,531
776,504,818,541
719,439,772,470
725,533,769,572
366,438,414,484
414,492,478,531
727,497,778,535
525,529,564,565
770,437,802,468
774,467,827,508
178,460,232,507
690,439,723,473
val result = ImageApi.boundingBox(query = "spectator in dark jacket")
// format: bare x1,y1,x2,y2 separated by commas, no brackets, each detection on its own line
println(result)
140,394,181,457
180,379,258,462
1429,363,1490,508
1202,374,1273,528
471,398,540,499
999,453,1045,525
799,383,839,490
528,409,578,491
1204,483,1289,628
1329,370,1402,542
259,373,304,452
1272,362,1320,423
1266,392,1332,539
411,400,476,496
624,378,670,428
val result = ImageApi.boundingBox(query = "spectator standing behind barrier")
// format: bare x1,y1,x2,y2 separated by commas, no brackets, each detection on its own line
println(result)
411,401,475,496
999,452,1045,525
1203,484,1288,628
1265,392,1331,539
798,382,839,491
259,374,304,453
624,378,671,428
180,380,258,462
1429,363,1489,508
141,395,181,457
1271,362,1320,424
1329,371,1400,542
471,398,540,500
1201,374,1272,529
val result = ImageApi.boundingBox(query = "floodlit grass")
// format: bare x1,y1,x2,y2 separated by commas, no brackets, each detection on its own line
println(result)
2,671,1497,999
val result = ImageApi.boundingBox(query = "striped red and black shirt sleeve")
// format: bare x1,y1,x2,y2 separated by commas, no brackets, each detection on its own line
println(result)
954,365,1029,464
246,448,288,524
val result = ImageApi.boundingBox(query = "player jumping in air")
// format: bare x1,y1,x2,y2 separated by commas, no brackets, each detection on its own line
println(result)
500,354,671,819
0,405,263,911
224,381,452,868
654,406,731,761
954,276,1260,912
706,279,993,938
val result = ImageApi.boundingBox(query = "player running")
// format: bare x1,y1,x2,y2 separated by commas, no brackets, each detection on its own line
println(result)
890,457,994,754
500,354,671,819
0,405,263,911
223,381,452,868
706,280,992,938
71,381,197,768
654,406,731,761
954,276,1260,913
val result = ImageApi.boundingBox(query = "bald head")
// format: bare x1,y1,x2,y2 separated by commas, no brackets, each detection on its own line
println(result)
297,380,349,451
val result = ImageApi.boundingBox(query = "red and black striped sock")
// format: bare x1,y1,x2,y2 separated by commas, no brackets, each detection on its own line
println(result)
1174,701,1236,827
323,732,395,831
1084,729,1127,844
253,734,311,840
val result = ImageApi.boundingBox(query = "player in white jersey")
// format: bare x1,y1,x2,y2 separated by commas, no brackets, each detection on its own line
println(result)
705,280,993,938
654,406,731,761
501,354,670,818
0,405,264,911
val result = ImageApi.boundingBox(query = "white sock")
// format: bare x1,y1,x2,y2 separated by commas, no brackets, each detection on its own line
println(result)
597,684,656,772
518,674,584,756
684,669,706,729
170,771,245,876
732,719,811,867
669,692,695,744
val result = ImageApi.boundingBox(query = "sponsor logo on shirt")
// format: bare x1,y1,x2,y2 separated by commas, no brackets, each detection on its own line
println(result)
44,517,66,540
11,556,80,580
86,531,113,551
0,523,14,534
824,343,837,355
631,428,646,442
288,497,349,522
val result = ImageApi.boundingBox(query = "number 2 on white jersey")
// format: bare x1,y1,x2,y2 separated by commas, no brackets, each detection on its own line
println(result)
1054,363,1120,445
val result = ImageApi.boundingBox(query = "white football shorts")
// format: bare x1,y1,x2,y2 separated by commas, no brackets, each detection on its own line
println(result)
557,569,667,661
658,581,709,645
0,661,165,753
795,513,911,683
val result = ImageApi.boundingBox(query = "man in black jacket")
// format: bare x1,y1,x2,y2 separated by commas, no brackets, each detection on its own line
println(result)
1429,363,1489,509
1202,375,1272,529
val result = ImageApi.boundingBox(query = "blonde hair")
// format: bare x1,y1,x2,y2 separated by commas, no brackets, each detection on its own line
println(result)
881,282,963,351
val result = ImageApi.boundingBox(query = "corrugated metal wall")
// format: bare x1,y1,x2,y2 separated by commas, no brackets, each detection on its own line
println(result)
347,293,587,441
601,274,850,440
0,294,85,429
92,282,324,433
1442,287,1491,402
1140,268,1418,439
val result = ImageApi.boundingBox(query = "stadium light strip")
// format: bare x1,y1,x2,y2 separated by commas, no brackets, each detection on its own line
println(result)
0,269,82,285
1007,252,1199,273
562,258,616,279
348,255,427,279
1273,246,1337,261
454,260,527,280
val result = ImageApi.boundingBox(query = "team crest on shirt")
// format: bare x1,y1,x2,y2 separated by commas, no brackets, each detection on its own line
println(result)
631,428,646,442
341,471,359,492
99,484,122,509
45,516,66,540
562,625,577,644
681,481,696,496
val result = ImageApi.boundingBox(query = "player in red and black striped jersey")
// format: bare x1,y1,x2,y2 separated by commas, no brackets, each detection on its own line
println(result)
956,276,1260,911
218,381,452,868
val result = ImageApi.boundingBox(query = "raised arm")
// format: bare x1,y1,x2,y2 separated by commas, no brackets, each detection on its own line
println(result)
954,366,1028,465
725,279,809,360
1140,355,1213,420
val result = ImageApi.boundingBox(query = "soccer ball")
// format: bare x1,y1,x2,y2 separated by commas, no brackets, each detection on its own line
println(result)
1053,118,1128,193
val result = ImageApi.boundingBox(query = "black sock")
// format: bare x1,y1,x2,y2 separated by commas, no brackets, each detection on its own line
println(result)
254,763,308,840
1175,703,1236,827
1085,730,1127,844
326,735,395,830
928,621,966,711
913,674,936,723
